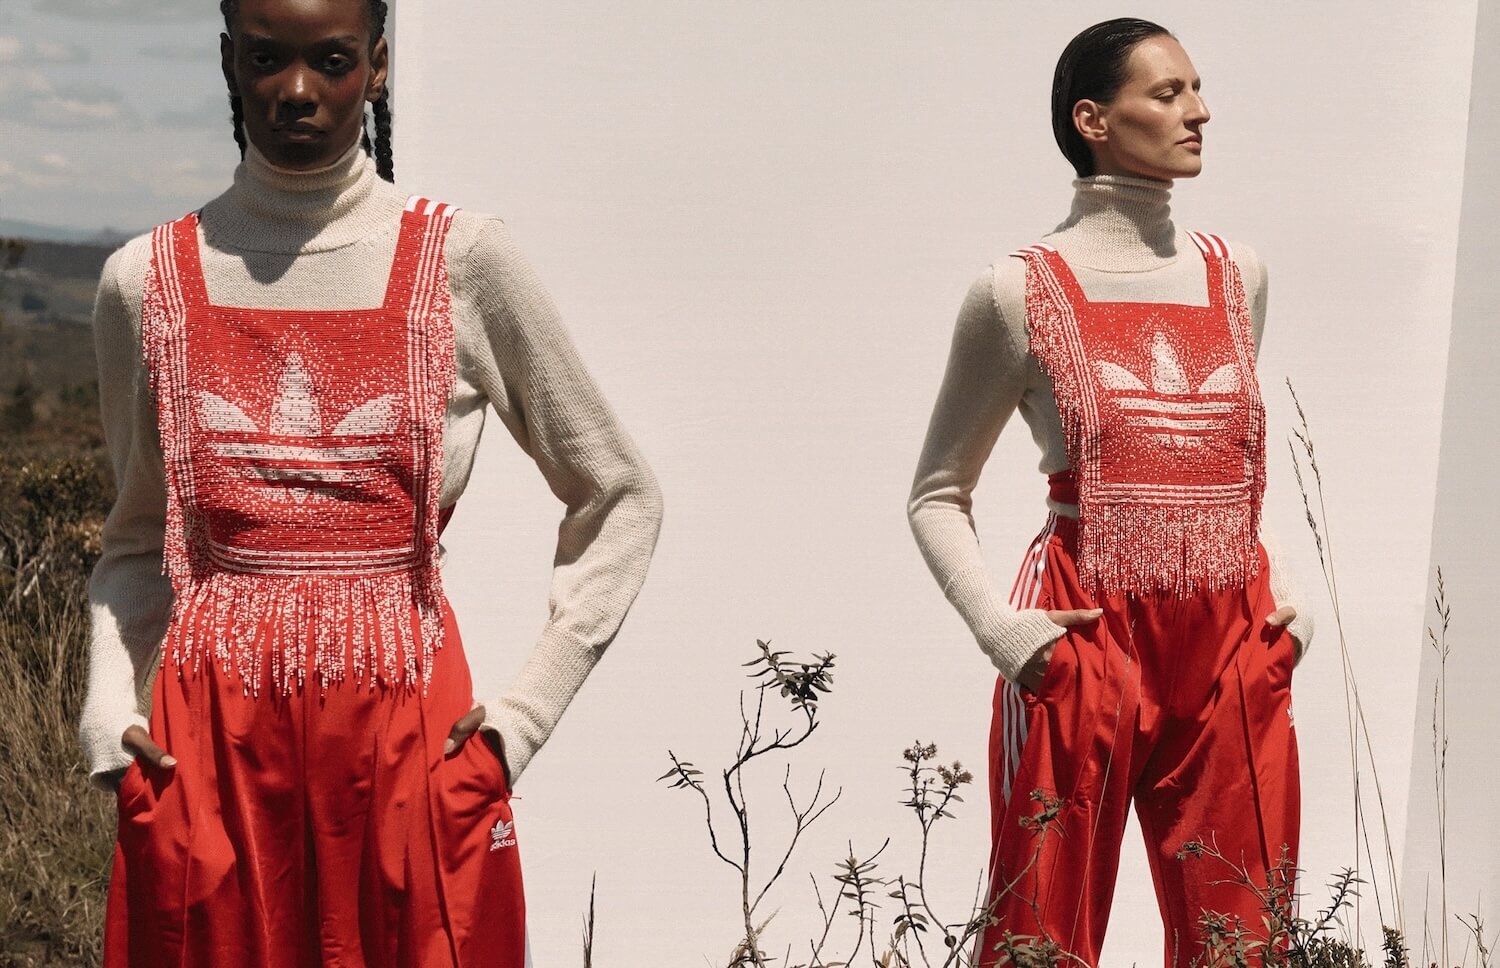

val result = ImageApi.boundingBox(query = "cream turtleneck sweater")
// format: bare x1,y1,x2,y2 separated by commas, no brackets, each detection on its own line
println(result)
907,174,1312,681
80,143,663,786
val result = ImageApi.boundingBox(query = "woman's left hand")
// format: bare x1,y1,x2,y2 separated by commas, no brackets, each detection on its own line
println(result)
444,705,503,759
445,705,514,789
1265,606,1297,627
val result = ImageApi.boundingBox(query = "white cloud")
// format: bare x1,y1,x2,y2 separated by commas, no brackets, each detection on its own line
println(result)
140,40,220,63
0,69,133,128
0,151,78,190
157,94,231,131
0,36,90,65
33,40,89,63
39,153,76,173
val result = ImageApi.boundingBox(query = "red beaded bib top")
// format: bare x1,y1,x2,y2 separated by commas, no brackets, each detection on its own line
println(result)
141,196,458,694
1012,231,1267,596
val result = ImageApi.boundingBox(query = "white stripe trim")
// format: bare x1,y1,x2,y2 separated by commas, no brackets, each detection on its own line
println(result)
1114,398,1235,414
207,538,416,560
235,466,379,484
208,442,386,462
205,553,418,577
1126,415,1224,431
979,512,1059,966
999,513,1057,801
1191,230,1230,260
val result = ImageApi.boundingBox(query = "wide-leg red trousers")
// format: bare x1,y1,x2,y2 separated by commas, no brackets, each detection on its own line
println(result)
976,515,1300,968
104,603,526,968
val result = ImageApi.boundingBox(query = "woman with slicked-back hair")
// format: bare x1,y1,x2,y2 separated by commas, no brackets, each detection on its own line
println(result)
79,0,663,963
909,18,1310,967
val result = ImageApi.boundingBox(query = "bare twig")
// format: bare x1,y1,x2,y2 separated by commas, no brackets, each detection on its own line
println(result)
1286,379,1402,936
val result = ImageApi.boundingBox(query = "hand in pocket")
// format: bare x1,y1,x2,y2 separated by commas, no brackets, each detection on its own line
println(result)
1016,608,1103,693
444,704,512,790
114,724,176,792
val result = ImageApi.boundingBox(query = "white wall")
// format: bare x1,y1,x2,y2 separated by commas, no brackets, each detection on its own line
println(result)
395,3,1479,964
1402,0,1500,962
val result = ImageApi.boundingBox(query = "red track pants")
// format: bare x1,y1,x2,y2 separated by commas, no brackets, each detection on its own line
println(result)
976,515,1299,968
104,603,526,968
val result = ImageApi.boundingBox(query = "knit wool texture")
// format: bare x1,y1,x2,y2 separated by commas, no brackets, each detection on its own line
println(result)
81,141,664,787
908,174,1314,682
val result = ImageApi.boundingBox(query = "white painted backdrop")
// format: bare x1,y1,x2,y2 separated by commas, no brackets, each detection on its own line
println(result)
1401,0,1500,962
392,3,1484,964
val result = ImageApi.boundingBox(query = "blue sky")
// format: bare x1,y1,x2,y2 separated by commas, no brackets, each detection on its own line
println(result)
0,0,246,233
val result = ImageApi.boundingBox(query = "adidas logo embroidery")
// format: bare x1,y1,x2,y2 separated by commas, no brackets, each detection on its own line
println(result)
1093,331,1240,450
489,818,516,851
195,352,400,503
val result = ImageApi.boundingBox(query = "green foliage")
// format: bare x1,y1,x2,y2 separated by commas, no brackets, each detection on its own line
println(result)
745,639,835,713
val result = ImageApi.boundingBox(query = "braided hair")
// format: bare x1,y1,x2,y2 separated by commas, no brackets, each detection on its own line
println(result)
220,0,395,182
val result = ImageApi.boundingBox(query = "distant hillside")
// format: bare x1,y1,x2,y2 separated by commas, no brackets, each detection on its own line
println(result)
7,239,116,281
1,238,103,439
0,217,136,248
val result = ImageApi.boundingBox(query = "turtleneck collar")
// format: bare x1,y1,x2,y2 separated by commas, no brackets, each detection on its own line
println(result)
1048,174,1179,272
202,138,401,255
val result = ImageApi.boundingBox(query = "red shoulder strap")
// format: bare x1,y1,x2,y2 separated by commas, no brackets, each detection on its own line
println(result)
1010,242,1091,304
159,212,210,308
383,195,459,309
1187,231,1231,309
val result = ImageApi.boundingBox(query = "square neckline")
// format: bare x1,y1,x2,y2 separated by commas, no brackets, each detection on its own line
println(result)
182,200,433,317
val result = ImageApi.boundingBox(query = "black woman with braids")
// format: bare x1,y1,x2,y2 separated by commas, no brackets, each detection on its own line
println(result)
79,0,663,963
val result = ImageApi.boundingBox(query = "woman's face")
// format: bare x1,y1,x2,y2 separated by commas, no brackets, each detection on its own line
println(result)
220,0,387,171
1076,35,1210,182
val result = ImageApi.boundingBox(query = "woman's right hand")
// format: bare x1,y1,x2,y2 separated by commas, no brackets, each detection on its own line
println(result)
111,724,176,792
1016,608,1104,693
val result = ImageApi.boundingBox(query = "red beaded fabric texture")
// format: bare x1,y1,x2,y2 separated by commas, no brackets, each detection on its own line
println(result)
141,196,458,695
1013,232,1267,595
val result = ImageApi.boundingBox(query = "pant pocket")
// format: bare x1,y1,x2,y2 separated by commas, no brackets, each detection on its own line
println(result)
1024,634,1075,704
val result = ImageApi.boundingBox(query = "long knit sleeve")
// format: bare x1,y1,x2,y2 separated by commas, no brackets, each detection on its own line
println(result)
78,240,175,786
1243,253,1315,660
908,271,1067,682
452,218,664,783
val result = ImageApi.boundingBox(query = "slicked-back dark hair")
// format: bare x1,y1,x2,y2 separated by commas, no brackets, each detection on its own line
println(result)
220,0,395,182
1051,17,1172,178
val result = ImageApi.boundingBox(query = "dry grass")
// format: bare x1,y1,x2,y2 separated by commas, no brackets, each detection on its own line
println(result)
0,443,117,967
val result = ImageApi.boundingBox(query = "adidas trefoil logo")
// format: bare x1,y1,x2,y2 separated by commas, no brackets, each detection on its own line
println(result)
195,353,400,502
1093,332,1240,449
489,818,516,851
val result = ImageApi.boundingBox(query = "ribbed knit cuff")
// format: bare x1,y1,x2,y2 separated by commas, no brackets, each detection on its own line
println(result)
1261,530,1315,666
478,628,601,787
1287,611,1314,666
982,610,1069,682
479,705,540,788
81,711,149,791
941,568,1067,681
